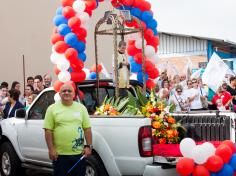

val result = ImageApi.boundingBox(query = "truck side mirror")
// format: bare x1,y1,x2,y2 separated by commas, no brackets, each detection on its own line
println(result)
15,108,26,118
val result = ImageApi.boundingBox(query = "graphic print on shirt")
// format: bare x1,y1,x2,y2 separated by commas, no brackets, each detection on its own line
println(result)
72,127,84,151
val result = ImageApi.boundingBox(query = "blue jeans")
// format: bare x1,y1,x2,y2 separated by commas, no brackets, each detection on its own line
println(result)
53,154,85,176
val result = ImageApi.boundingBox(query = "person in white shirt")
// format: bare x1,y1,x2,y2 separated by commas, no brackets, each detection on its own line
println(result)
169,85,188,112
188,78,206,111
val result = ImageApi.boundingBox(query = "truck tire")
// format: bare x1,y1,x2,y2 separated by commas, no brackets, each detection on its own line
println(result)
85,154,108,176
0,142,24,176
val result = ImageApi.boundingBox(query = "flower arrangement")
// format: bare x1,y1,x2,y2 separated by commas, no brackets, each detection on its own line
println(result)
141,90,185,144
94,103,120,116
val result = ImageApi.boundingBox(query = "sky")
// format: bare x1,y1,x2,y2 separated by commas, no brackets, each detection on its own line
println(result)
150,0,236,43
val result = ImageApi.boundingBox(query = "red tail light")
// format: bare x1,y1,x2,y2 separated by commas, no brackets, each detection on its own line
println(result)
138,126,153,157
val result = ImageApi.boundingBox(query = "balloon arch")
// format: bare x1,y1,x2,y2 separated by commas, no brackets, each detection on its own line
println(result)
50,0,159,93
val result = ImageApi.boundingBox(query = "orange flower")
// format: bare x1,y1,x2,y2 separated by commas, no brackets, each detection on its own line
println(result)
152,121,161,129
104,104,111,111
167,117,176,124
159,138,166,144
173,130,178,136
166,130,174,139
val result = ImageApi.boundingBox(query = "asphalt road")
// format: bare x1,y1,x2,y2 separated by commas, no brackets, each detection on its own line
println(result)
25,169,52,176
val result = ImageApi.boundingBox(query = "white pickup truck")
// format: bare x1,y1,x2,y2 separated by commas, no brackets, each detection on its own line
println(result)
0,80,235,176
0,80,177,176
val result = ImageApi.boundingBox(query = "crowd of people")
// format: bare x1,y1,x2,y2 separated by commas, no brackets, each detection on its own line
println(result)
0,74,52,118
1,69,236,118
156,70,236,112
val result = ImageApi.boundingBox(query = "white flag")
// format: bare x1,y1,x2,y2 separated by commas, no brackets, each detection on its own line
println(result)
202,53,229,92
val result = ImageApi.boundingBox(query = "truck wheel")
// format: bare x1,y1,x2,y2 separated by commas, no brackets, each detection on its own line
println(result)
0,142,23,176
85,154,108,176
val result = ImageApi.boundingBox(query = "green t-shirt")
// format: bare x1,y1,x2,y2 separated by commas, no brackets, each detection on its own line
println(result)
43,101,91,155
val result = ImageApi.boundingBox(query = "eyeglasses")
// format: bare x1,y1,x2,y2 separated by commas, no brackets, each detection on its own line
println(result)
177,90,182,93
61,89,72,93
192,81,197,84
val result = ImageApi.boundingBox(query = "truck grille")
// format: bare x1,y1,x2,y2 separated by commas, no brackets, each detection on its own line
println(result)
174,115,231,141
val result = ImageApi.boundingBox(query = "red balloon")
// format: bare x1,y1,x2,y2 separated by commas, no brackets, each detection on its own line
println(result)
71,70,86,82
61,0,74,7
111,0,121,8
125,20,135,27
127,45,142,56
74,27,87,38
90,64,102,73
70,58,84,72
176,157,195,176
84,0,97,11
54,65,61,75
146,79,155,89
84,9,93,17
51,33,64,45
120,0,134,6
134,53,145,64
192,165,210,176
148,68,159,79
54,41,69,54
133,0,144,8
128,40,135,45
53,80,64,92
146,36,159,48
221,140,236,153
63,6,76,19
205,155,224,172
142,1,151,11
144,29,154,40
68,17,81,30
65,48,78,61
215,144,233,163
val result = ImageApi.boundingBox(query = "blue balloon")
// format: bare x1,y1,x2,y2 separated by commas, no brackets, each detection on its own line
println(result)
89,72,97,79
147,19,158,29
58,24,71,36
216,164,234,176
78,52,87,62
53,15,68,26
118,5,131,10
137,72,148,83
131,8,142,18
68,67,73,73
141,11,153,23
229,154,236,170
56,6,63,15
153,29,158,36
210,173,217,176
131,62,142,73
128,56,134,63
75,41,86,53
64,33,78,47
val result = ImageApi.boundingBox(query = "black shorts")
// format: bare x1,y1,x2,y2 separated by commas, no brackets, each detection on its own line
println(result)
53,154,85,176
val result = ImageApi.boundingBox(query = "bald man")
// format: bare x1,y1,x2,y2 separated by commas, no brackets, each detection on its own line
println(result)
44,83,92,176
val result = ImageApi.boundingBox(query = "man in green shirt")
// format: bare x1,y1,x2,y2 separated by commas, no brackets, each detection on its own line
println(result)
44,83,92,176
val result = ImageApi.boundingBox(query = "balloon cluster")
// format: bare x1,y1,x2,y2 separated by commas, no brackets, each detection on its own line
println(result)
51,0,159,93
88,64,103,79
113,0,159,89
51,0,98,92
177,138,236,176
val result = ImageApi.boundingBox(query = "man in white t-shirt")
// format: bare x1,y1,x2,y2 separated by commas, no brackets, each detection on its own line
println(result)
188,78,207,111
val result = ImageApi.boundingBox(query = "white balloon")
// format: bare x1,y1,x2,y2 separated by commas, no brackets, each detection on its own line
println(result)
54,92,61,102
150,53,159,64
180,138,196,158
201,142,216,158
58,71,71,83
135,38,147,49
130,73,137,80
52,46,56,53
191,145,208,164
57,58,70,71
50,52,64,64
73,0,86,14
82,68,90,79
77,12,90,24
145,45,155,58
